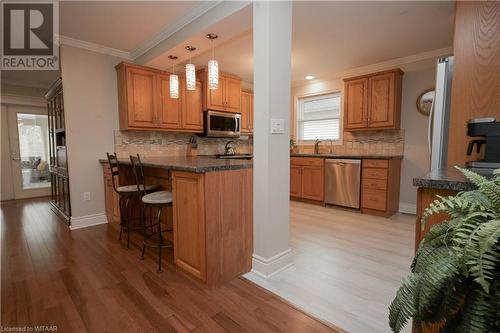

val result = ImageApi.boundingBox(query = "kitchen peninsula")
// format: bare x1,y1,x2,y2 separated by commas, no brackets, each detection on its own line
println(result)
100,156,253,285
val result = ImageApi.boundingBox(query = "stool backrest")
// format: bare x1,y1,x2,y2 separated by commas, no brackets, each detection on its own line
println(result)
130,154,147,197
106,152,120,193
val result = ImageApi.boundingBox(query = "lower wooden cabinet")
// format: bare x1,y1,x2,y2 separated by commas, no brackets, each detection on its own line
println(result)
361,159,401,217
290,157,324,202
103,164,120,224
171,169,253,285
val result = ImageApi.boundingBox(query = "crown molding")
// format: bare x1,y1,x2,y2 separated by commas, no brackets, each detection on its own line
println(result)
293,46,453,88
337,46,453,79
0,93,46,107
130,1,222,60
58,35,133,61
2,78,50,90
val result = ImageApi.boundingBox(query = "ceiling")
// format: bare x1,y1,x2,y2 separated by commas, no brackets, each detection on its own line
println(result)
1,1,455,90
186,1,455,84
59,1,201,52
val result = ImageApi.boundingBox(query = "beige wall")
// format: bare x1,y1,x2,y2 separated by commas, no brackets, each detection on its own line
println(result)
399,66,435,212
60,45,122,219
290,63,436,213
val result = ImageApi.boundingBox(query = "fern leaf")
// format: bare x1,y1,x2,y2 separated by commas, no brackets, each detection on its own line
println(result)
389,274,418,333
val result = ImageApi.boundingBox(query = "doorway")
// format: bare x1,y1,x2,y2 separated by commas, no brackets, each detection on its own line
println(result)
2,104,51,200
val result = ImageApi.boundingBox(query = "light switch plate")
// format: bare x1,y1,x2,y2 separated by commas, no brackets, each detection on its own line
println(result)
270,118,285,134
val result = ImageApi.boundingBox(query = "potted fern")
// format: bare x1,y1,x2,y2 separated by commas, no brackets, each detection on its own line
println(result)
389,167,499,333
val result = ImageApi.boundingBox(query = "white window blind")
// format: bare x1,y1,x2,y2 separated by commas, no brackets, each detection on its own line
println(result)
298,92,341,140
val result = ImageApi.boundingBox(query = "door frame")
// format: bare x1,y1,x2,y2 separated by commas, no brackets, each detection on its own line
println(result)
2,95,50,200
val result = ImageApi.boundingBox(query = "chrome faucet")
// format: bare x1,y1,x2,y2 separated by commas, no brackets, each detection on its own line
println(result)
314,139,322,154
225,140,237,156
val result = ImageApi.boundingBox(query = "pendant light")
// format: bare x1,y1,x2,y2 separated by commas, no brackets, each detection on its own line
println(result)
168,55,179,99
206,33,219,90
185,46,196,91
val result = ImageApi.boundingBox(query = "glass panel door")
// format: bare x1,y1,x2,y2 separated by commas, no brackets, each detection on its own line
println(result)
16,113,51,189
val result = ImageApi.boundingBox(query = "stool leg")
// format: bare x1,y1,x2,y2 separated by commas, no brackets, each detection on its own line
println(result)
140,204,147,260
157,207,163,272
125,196,131,249
118,195,124,241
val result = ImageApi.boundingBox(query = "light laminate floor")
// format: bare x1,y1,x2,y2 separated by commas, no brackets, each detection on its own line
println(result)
245,201,415,333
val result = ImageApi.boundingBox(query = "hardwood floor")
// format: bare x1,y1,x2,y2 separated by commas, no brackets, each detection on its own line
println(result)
1,198,338,333
246,201,415,333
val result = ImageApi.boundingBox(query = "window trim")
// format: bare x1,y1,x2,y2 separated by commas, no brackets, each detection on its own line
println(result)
295,90,343,145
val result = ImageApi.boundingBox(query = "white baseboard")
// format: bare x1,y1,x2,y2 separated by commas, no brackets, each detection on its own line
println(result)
251,249,294,278
399,202,416,215
70,213,108,230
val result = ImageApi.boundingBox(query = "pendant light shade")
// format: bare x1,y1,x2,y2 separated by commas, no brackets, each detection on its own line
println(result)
185,46,196,91
185,63,196,91
168,55,179,99
206,33,219,90
169,74,179,99
208,59,219,90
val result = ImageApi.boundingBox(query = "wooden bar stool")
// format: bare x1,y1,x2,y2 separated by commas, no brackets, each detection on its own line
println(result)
129,154,173,272
106,153,158,249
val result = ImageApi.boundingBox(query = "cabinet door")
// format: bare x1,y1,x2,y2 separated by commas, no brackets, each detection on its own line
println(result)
182,79,203,132
368,73,395,128
207,76,225,111
249,93,254,131
240,91,251,133
172,172,206,281
224,76,242,113
301,166,324,201
290,166,302,198
157,74,182,129
344,78,368,130
126,67,158,128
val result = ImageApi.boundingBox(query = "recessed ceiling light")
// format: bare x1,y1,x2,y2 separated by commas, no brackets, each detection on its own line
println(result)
305,75,315,80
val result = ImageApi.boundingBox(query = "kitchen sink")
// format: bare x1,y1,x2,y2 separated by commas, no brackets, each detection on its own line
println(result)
216,154,253,160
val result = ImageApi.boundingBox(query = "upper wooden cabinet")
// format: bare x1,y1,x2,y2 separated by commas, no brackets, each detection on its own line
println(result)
199,69,242,113
344,69,403,131
240,90,254,134
116,62,203,132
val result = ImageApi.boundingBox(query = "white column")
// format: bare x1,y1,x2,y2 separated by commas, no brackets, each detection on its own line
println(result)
252,1,293,277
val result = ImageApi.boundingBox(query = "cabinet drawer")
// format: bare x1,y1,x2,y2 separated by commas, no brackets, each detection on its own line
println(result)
362,189,387,211
362,167,388,180
291,157,324,167
362,178,387,191
363,159,388,168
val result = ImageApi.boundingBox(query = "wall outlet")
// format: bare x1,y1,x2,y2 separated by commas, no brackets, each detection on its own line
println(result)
83,192,91,201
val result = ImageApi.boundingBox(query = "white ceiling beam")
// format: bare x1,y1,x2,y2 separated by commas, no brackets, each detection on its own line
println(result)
134,1,251,66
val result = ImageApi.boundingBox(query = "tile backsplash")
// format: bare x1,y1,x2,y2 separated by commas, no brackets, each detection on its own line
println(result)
294,130,404,156
114,130,253,158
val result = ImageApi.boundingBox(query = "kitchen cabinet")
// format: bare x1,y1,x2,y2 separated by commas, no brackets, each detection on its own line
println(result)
181,79,203,131
241,90,254,134
116,62,203,132
199,69,242,113
102,164,120,224
344,69,403,131
290,157,324,202
361,159,401,217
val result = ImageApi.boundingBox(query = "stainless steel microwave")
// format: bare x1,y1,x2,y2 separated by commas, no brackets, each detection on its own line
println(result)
204,110,241,138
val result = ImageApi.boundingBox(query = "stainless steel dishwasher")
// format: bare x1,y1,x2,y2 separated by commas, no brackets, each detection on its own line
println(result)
325,159,361,209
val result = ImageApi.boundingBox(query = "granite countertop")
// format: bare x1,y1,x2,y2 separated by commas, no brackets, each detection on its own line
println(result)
413,167,476,191
290,153,403,160
99,156,253,173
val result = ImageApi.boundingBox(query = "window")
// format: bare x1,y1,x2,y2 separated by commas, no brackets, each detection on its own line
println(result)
297,92,341,141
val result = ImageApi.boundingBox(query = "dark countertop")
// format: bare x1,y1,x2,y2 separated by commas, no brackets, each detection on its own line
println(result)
413,167,476,191
290,153,404,160
99,156,252,173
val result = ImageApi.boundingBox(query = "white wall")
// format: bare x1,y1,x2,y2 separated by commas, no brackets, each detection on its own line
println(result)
60,45,122,221
399,66,436,213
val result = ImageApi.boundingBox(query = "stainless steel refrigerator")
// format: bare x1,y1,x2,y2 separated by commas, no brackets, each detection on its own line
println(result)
428,56,454,171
